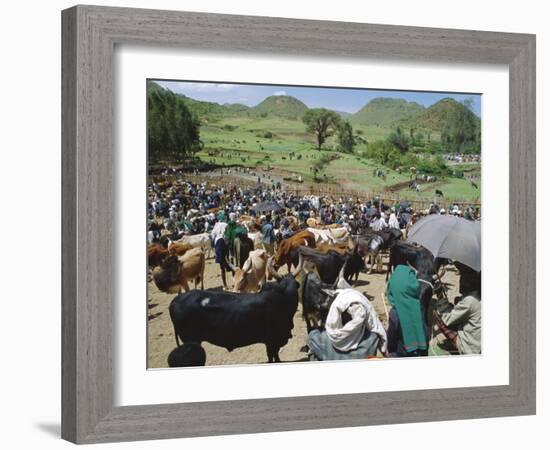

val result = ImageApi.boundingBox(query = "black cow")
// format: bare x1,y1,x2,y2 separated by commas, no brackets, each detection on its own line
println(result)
435,189,444,197
169,259,302,363
355,228,402,273
167,342,206,367
297,246,364,285
299,261,349,334
232,233,254,268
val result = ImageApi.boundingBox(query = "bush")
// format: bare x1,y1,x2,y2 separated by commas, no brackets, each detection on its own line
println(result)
388,127,410,153
263,131,273,139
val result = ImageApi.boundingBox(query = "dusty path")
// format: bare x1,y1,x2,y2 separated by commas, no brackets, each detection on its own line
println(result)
147,254,460,368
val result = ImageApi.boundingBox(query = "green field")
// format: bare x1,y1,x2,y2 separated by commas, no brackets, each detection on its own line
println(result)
148,80,480,202
196,117,480,202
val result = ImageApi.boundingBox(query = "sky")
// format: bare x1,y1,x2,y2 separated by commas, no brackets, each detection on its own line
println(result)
154,80,481,116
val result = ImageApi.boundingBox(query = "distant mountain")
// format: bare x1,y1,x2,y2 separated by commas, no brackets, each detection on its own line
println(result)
351,98,425,127
401,97,480,131
147,81,251,120
253,95,308,119
335,110,353,118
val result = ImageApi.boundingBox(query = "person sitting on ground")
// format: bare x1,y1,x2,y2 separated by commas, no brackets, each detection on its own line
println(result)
308,289,387,361
385,265,429,357
432,262,481,354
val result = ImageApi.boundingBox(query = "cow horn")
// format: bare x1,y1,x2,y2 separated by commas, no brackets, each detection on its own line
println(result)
334,260,348,288
291,253,304,277
267,256,283,281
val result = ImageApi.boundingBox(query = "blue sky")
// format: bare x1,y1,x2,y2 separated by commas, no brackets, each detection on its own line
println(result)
154,80,481,116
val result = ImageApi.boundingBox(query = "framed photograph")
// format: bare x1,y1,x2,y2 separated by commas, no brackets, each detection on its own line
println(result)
62,5,536,444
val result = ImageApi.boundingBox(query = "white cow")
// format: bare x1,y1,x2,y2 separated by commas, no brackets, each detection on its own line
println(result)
306,227,349,245
174,233,212,259
247,231,263,250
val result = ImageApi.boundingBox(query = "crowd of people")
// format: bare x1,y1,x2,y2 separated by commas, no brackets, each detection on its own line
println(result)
148,177,482,364
148,179,479,243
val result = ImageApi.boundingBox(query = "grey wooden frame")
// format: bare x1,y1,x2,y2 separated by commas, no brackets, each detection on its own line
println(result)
62,4,536,444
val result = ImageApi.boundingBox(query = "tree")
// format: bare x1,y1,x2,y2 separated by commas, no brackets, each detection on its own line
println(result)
388,126,410,153
302,108,341,150
337,121,354,153
147,83,202,163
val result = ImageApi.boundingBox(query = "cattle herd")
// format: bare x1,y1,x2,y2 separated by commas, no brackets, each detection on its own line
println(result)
147,177,480,367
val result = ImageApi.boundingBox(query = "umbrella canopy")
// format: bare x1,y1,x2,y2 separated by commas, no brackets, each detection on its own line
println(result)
406,215,481,271
251,201,282,213
365,207,377,217
399,201,411,209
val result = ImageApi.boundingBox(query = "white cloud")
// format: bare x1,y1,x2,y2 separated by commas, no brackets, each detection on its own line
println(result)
157,81,237,93
273,90,287,96
181,83,236,92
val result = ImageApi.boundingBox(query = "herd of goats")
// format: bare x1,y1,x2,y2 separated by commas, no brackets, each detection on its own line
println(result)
147,191,454,367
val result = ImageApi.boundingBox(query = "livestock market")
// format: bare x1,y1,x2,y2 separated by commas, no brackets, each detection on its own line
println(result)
147,168,482,368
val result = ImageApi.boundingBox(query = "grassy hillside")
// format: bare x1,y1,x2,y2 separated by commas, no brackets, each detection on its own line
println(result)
401,97,480,131
253,95,308,119
148,81,480,201
351,98,425,127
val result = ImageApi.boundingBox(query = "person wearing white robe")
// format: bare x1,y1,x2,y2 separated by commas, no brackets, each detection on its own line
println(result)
388,212,400,229
308,289,387,360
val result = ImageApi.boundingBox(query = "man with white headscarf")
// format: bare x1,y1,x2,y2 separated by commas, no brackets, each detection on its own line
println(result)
308,289,387,360
388,208,399,229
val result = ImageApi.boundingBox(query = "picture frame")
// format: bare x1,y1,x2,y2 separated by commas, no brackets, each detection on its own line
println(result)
61,4,536,444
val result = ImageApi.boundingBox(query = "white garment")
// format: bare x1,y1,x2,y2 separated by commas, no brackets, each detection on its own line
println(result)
388,213,399,229
370,218,387,231
325,289,387,353
211,221,227,244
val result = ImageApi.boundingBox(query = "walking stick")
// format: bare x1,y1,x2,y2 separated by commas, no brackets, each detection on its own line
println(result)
382,291,390,324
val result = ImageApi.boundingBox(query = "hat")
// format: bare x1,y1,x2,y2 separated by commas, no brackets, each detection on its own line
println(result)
229,212,236,221
440,208,446,214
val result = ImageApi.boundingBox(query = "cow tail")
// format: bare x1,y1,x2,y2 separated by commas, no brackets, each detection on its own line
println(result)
173,322,181,347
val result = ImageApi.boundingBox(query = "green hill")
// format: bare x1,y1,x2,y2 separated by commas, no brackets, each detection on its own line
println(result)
402,97,480,131
253,95,308,119
146,81,251,121
351,98,425,127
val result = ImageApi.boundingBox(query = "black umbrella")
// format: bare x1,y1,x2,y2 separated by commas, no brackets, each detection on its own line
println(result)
251,201,282,213
407,215,481,271
365,207,377,217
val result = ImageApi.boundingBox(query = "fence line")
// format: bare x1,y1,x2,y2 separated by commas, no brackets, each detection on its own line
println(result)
150,173,481,212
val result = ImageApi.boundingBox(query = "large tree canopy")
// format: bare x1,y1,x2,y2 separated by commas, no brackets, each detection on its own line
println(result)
302,108,341,150
337,120,355,153
388,126,410,153
148,83,202,163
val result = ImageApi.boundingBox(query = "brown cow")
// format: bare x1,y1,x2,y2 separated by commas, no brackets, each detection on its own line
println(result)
227,249,269,293
152,247,205,294
273,230,316,272
315,239,354,255
167,241,193,257
148,243,169,268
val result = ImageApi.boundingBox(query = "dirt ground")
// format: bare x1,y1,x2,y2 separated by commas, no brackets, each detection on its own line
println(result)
147,253,461,368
